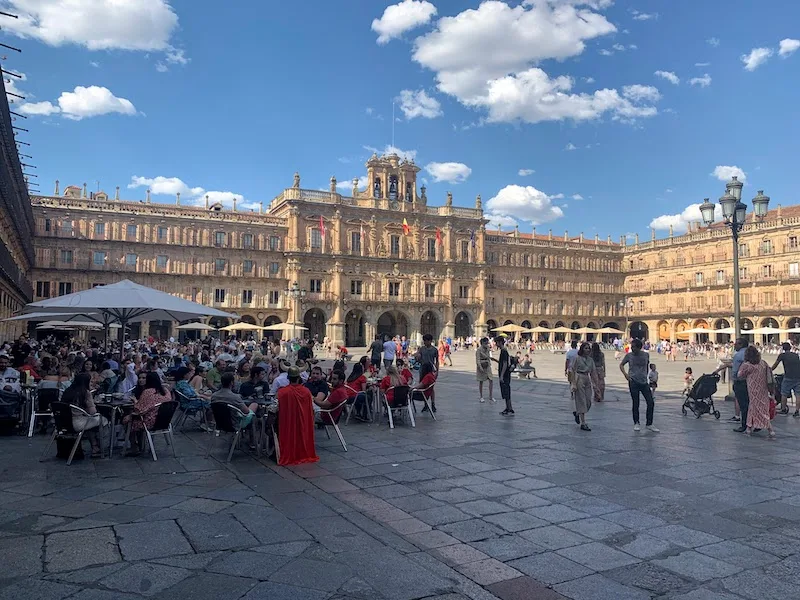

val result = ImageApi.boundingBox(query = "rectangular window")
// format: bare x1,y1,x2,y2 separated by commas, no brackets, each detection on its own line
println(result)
269,262,280,275
715,270,725,284
488,274,495,286
738,243,749,257
243,260,254,274
268,290,280,305
790,236,799,250
425,283,436,298
94,222,105,236
739,266,748,279
390,235,400,256
790,262,800,277
310,228,322,249
61,220,73,235
789,290,800,305
58,282,72,296
761,239,773,254
461,241,469,260
214,258,226,273
44,218,51,232
351,232,361,253
269,236,281,251
242,290,253,305
762,291,775,305
125,253,137,266
242,233,254,249
458,285,469,299
762,264,773,277
214,288,226,303
427,238,437,259
127,224,137,239
214,231,225,247
675,297,684,308
524,276,530,289
36,281,50,297
158,226,168,242
157,255,168,268
350,280,363,295
92,251,106,266
309,279,322,293
505,298,513,311
741,293,751,306
60,250,73,264
695,272,703,285
388,282,400,297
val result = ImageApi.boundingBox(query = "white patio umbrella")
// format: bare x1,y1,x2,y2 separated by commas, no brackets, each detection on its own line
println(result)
573,326,598,334
786,327,800,334
748,326,786,335
37,320,121,330
596,326,625,335
262,322,308,331
23,279,234,340
220,322,264,332
176,322,217,331
522,326,552,333
683,327,712,334
551,326,576,334
1,311,102,322
713,327,737,335
491,324,527,333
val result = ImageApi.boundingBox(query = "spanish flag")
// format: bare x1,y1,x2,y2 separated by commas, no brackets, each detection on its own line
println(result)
402,218,410,236
436,227,443,246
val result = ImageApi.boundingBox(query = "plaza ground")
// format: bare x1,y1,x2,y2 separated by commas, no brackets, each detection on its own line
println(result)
1,348,800,600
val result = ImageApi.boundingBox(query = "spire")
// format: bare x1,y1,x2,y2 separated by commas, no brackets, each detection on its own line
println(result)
54,179,59,195
475,194,482,210
114,186,120,201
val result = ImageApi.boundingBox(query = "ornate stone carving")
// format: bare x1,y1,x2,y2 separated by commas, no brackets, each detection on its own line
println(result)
293,172,300,188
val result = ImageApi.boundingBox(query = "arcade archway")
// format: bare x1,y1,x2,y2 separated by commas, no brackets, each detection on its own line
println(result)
570,321,581,341
421,311,440,340
554,321,566,342
239,315,257,325
657,320,670,341
520,320,532,339
345,309,365,347
675,320,690,341
714,318,731,343
377,311,409,339
262,315,282,340
303,308,326,342
486,319,498,332
209,316,231,330
455,311,471,339
630,321,649,340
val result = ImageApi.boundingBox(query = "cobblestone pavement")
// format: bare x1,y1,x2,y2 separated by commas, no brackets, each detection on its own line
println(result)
2,349,799,600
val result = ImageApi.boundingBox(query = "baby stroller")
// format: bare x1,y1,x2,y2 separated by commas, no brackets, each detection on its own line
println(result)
682,373,721,419
409,356,421,371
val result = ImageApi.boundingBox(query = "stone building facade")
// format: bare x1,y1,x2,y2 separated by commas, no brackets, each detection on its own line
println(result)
26,154,800,347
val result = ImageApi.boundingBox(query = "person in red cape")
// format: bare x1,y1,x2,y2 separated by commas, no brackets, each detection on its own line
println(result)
277,367,319,466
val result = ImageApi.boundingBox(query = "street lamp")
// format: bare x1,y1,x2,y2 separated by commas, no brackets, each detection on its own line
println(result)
619,298,634,339
284,281,306,340
699,176,769,340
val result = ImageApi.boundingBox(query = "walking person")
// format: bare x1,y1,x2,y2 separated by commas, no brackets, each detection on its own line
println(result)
590,342,605,402
382,335,396,372
570,342,594,431
493,336,514,416
369,335,384,374
771,342,800,416
737,345,776,438
619,338,659,432
476,337,494,403
725,338,749,431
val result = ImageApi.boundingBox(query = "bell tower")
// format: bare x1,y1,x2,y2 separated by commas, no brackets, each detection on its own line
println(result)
365,152,420,204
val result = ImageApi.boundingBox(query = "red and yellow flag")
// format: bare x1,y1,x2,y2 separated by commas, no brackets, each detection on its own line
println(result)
436,227,443,246
402,218,410,236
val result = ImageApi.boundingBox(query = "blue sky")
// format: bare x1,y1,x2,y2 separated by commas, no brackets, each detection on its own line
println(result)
4,0,799,238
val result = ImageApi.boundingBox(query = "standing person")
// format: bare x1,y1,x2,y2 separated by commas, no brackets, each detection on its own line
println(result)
683,367,694,396
569,342,594,431
382,336,396,371
277,367,319,466
415,334,439,372
648,364,659,399
737,346,776,438
564,341,579,388
619,338,659,432
590,342,605,402
771,342,800,416
369,335,384,373
493,336,514,416
475,337,494,403
727,338,749,431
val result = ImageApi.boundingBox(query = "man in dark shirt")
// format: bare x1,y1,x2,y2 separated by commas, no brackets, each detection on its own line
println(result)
369,336,384,371
297,340,315,363
416,334,439,372
620,338,659,432
11,335,31,369
304,366,329,403
494,336,514,416
772,342,800,416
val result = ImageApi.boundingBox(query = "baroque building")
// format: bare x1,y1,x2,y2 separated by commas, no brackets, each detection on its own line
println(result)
26,154,800,347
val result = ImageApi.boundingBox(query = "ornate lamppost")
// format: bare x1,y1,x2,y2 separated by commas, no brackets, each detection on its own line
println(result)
699,177,770,340
284,281,306,340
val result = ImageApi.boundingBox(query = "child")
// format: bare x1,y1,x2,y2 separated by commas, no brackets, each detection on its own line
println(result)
683,367,694,396
648,363,659,398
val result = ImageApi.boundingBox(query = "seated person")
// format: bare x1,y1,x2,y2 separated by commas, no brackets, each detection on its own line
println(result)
19,356,40,381
270,360,309,395
174,366,211,409
276,367,319,466
97,361,118,393
314,369,349,424
63,372,107,458
345,363,369,419
205,358,225,391
238,366,266,398
396,358,414,386
212,372,259,431
413,363,437,413
380,366,407,407
123,372,171,455
304,366,329,405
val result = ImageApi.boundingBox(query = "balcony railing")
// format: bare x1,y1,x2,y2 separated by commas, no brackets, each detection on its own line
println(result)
344,292,449,304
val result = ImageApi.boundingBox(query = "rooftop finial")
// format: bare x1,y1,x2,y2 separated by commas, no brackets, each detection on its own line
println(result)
475,194,482,210
293,172,300,188
114,186,119,201
176,192,181,205
205,194,209,209
145,189,151,203
82,182,87,198
54,179,60,195
330,176,337,193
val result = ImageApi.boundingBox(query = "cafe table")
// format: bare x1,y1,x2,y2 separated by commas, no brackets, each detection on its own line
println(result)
95,394,134,458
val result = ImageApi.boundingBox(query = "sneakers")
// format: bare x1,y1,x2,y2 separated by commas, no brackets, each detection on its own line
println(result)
580,424,591,431
646,425,660,433
633,424,641,431
490,397,497,403
500,408,514,416
728,415,740,421
794,411,800,418
479,397,485,403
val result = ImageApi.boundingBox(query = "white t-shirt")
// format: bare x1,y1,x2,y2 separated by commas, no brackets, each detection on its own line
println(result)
383,340,396,360
565,348,579,368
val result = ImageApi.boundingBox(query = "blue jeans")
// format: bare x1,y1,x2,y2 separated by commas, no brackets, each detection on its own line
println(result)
629,380,654,426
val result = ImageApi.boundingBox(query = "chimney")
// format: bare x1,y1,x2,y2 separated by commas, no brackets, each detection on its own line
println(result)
54,179,59,195
176,192,181,205
145,189,151,203
82,182,87,198
114,186,120,201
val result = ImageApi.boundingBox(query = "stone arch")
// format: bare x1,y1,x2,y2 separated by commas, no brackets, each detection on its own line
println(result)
693,319,710,343
570,321,581,341
788,317,800,343
503,319,515,326
629,321,649,340
209,316,231,330
455,311,471,339
740,318,754,338
303,308,326,342
657,320,670,341
148,320,172,340
421,310,440,340
486,319,498,332
675,319,690,341
378,310,409,339
520,320,532,339
239,315,257,325
714,318,731,343
262,315,282,340
554,320,566,342
760,317,781,344
345,309,365,347
693,319,710,329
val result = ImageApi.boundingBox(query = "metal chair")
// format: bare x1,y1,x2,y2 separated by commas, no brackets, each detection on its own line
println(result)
343,384,368,425
40,401,101,465
384,386,415,429
411,384,437,420
317,398,347,451
207,402,248,462
28,388,59,437
126,400,179,461
173,389,209,431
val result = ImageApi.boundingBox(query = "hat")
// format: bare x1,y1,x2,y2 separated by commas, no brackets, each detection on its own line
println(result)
287,366,301,379
295,359,308,371
278,360,291,372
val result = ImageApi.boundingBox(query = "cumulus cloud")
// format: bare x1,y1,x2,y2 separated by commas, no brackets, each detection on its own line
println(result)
128,176,204,196
622,84,661,103
486,184,564,226
712,165,746,183
19,101,60,116
779,38,800,57
694,62,710,67
2,0,178,51
707,37,720,47
565,143,578,151
630,10,658,20
21,85,137,120
689,73,712,87
571,194,583,200
518,168,535,176
337,176,369,192
741,47,773,71
654,70,680,85
425,162,472,184
485,213,518,229
650,202,722,232
363,144,417,162
396,89,442,119
372,0,437,44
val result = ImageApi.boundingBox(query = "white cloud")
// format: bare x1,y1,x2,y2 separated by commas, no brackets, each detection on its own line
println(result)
689,73,712,87
654,70,680,85
583,77,595,84
56,86,137,120
518,168,535,176
565,143,578,151
89,61,99,68
707,37,720,47
337,176,369,192
612,43,626,51
425,162,472,184
396,89,442,119
155,62,168,73
165,46,189,65
372,0,437,44
599,49,614,56
712,165,747,183
779,38,800,57
628,44,638,50
129,176,204,196
694,62,710,67
19,100,59,116
650,202,721,232
2,0,178,51
486,184,564,226
571,194,583,200
622,84,661,103
741,47,772,71
485,213,517,229
363,144,418,162
665,188,673,193
631,10,658,20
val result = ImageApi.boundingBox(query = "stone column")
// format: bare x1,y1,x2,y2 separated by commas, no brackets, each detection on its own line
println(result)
444,222,453,261
328,261,345,346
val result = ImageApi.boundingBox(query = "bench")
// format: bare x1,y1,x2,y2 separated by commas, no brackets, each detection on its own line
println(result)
512,367,535,379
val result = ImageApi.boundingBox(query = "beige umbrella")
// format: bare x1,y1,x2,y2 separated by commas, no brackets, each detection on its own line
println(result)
523,325,552,333
573,326,598,334
263,323,308,331
748,326,786,335
683,327,712,334
551,326,576,334
220,322,265,332
596,326,625,334
176,322,217,331
714,327,737,335
786,327,800,334
491,324,528,333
